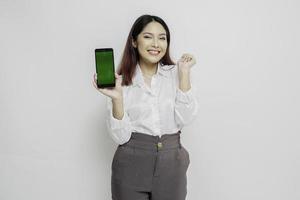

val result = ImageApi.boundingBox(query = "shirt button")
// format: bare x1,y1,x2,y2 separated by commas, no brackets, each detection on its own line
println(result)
157,142,163,149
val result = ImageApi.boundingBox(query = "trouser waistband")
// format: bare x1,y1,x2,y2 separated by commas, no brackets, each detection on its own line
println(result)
120,130,182,151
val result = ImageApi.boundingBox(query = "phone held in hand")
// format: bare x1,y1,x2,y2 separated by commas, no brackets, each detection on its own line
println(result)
95,48,116,88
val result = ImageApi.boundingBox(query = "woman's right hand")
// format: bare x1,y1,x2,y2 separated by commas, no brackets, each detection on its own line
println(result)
93,72,123,100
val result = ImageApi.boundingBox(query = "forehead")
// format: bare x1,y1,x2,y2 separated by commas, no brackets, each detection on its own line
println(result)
141,21,166,35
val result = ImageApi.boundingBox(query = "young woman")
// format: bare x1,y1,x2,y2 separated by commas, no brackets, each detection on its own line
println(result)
93,14,198,200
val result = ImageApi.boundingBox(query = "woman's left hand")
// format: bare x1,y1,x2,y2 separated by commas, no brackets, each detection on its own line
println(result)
177,53,196,72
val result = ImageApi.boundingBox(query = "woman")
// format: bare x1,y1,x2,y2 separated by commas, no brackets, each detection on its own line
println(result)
93,14,198,200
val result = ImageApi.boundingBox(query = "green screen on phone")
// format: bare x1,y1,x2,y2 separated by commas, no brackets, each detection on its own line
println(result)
95,48,115,88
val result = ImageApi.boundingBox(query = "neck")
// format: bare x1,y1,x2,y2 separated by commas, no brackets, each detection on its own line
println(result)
139,60,158,76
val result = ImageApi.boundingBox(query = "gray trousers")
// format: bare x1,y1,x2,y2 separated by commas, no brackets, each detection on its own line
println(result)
111,130,190,200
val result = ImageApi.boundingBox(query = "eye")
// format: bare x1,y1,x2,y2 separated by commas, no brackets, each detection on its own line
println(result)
144,36,151,39
160,37,166,40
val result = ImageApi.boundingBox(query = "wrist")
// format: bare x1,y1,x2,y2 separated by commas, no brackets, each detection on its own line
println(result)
112,95,123,102
178,68,191,74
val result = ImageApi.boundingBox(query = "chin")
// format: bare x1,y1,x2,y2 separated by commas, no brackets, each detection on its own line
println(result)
149,59,161,64
150,56,164,62
141,57,159,64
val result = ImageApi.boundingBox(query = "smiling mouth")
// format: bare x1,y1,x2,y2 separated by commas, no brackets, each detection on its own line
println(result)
148,50,160,55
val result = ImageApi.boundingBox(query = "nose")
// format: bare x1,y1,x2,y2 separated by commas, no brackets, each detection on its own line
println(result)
152,38,159,47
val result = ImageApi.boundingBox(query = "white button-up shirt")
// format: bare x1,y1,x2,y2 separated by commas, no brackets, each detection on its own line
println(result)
106,62,199,145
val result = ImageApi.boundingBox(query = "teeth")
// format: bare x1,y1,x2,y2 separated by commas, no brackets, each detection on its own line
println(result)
148,50,160,55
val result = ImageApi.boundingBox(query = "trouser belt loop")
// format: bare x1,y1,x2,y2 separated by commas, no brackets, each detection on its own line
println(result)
178,132,182,149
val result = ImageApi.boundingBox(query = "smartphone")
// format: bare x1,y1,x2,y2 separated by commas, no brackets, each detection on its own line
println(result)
95,48,115,88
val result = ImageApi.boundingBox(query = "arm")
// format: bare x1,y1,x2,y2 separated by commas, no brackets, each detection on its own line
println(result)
174,65,199,128
106,96,132,145
112,97,125,120
178,69,191,92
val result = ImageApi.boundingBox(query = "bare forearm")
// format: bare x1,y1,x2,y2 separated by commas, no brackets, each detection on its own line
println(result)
178,69,191,92
112,97,124,120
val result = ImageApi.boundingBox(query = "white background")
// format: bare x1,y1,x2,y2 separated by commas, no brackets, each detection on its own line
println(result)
0,0,299,199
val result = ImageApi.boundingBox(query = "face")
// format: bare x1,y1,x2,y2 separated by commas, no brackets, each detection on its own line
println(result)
132,21,168,65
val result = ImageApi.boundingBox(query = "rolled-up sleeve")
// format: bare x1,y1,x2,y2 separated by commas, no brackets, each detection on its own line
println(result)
174,66,199,128
174,86,199,127
105,97,132,145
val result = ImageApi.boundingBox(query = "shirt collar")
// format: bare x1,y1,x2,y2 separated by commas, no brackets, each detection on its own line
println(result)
132,62,170,87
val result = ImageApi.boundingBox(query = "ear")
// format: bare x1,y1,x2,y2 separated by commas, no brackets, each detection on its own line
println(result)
132,39,137,48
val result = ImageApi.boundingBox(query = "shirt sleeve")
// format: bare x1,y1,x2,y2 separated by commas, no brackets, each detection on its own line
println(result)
174,67,199,128
105,97,133,145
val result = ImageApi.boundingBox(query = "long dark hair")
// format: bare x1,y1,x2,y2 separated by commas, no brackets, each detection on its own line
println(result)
117,14,175,86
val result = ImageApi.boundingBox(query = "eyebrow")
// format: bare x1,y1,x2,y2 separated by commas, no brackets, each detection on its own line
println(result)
143,32,167,36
